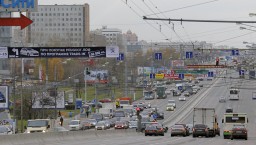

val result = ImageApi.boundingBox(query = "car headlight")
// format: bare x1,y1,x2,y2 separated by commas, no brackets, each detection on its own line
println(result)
26,131,30,133
42,130,46,133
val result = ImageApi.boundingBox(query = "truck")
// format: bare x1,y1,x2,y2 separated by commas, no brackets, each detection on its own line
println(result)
143,88,155,100
156,86,167,99
99,102,116,118
25,119,54,133
117,97,132,108
193,108,220,137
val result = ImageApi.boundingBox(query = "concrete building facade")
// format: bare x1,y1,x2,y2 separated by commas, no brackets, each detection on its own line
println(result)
27,4,90,47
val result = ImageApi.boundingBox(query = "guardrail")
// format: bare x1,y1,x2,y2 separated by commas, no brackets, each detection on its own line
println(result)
1,129,137,145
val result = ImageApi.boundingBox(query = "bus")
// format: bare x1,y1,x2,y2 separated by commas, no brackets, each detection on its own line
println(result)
229,88,239,100
222,113,248,139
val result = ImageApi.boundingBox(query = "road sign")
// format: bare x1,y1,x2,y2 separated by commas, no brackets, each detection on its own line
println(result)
150,73,155,79
231,50,239,56
239,70,245,76
117,53,124,61
0,0,38,12
208,71,214,77
0,14,33,29
186,52,193,59
178,86,183,90
178,74,184,79
155,53,162,60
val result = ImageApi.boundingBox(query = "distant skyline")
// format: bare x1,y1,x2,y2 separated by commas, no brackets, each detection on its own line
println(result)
38,0,256,48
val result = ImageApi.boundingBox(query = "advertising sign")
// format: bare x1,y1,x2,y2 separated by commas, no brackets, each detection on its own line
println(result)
0,0,38,12
85,70,109,84
174,70,209,74
8,47,106,58
172,60,184,67
106,46,119,58
155,74,164,79
137,67,155,76
0,86,8,109
32,91,65,109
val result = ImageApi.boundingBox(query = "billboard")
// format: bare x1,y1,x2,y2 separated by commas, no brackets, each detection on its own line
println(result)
85,70,109,84
172,60,184,68
32,91,65,109
137,67,155,76
0,0,38,12
0,86,8,109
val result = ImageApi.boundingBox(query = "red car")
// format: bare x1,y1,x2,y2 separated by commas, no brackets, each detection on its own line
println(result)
99,98,112,103
114,121,128,129
231,125,248,140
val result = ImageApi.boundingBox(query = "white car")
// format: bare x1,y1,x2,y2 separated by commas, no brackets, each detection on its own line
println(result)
167,100,176,108
95,121,107,130
179,96,186,101
165,89,171,95
69,120,81,131
20,48,39,56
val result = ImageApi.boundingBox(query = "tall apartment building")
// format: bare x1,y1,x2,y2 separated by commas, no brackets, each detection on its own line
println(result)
101,26,123,46
27,4,90,47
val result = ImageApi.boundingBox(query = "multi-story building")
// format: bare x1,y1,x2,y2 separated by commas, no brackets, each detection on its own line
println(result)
27,4,90,47
101,26,123,46
123,30,138,45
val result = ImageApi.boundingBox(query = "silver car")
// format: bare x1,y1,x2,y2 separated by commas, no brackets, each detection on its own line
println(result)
95,121,107,130
219,96,226,103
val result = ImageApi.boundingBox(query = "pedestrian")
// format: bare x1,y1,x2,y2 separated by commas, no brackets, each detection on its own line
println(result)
86,110,89,118
60,116,64,126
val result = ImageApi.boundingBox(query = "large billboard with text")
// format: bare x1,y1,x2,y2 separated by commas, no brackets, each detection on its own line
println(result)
0,86,8,109
32,91,65,109
85,70,109,84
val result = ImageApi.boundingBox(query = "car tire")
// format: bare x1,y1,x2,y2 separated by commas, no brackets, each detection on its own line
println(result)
245,137,247,140
145,134,147,136
183,134,186,137
193,134,196,138
231,137,233,140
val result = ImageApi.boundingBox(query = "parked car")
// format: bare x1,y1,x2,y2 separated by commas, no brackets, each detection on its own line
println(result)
95,121,107,130
170,125,187,137
231,124,248,140
145,125,158,136
192,124,209,138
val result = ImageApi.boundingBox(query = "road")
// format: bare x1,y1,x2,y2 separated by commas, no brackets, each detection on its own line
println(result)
3,69,256,145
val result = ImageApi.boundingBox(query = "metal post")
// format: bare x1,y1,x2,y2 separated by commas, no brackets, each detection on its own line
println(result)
84,67,87,103
54,86,57,119
20,58,24,133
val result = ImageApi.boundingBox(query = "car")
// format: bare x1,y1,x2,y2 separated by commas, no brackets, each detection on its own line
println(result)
178,96,186,101
219,96,226,103
173,90,181,96
80,121,93,130
95,121,107,130
167,100,176,108
68,120,82,131
231,125,248,140
192,124,209,138
91,113,104,122
20,48,39,56
166,104,174,111
198,78,204,81
99,98,112,103
153,123,165,136
199,84,203,87
0,126,12,135
103,120,111,129
128,121,137,129
87,119,97,127
175,123,189,136
0,92,6,103
225,107,233,113
115,121,129,129
194,80,200,84
183,91,190,97
165,89,171,95
145,125,158,136
170,125,187,137
207,77,213,81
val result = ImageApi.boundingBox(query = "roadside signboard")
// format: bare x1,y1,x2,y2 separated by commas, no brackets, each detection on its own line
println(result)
174,70,209,74
32,91,65,109
172,60,184,68
0,0,38,12
0,86,8,109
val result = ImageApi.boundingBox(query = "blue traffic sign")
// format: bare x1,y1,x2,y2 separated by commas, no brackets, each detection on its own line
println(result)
186,52,193,59
155,53,162,60
153,114,157,119
117,53,124,61
239,70,245,75
231,50,239,56
208,71,214,77
178,74,184,79
178,86,183,90
150,73,155,79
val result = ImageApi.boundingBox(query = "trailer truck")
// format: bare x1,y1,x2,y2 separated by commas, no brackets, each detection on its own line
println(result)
192,108,220,137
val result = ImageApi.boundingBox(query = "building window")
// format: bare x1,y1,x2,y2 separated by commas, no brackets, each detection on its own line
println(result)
78,13,82,16
74,18,77,21
41,13,43,16
70,18,73,21
32,13,35,16
66,13,69,16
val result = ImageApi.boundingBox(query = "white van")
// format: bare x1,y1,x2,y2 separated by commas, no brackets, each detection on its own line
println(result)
69,120,82,131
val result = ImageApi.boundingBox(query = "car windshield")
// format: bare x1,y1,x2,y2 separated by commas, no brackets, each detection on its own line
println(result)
146,125,156,130
69,120,79,125
129,121,137,126
144,92,152,97
27,120,48,127
168,100,175,103
172,125,184,129
167,104,173,107
114,111,125,117
96,122,105,126
194,124,206,128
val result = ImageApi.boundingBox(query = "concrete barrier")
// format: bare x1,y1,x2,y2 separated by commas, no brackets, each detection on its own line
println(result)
0,129,138,145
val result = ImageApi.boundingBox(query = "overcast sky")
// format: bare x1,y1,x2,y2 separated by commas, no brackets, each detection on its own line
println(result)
39,0,256,48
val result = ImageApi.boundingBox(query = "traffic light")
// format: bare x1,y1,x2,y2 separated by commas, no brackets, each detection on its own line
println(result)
136,107,140,116
86,67,90,75
216,57,219,66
